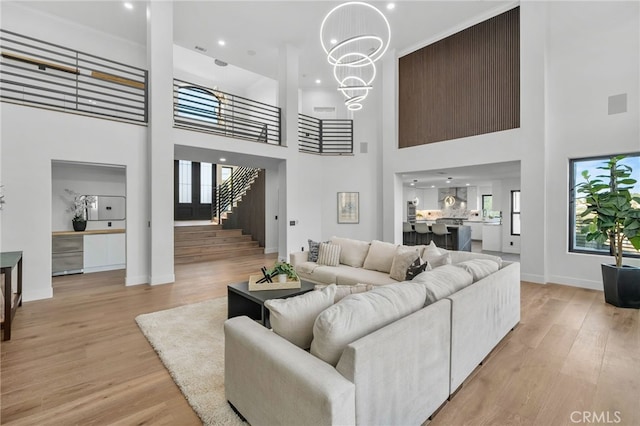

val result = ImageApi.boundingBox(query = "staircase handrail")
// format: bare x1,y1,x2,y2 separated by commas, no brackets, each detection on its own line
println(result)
214,166,260,221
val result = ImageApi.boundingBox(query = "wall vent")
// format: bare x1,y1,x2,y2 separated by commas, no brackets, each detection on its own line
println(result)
313,107,336,113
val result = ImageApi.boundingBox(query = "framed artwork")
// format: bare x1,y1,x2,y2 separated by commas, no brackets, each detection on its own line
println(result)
337,192,359,224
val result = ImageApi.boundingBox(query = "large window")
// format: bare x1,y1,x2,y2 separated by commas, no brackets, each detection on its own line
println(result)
178,160,192,203
177,86,219,123
482,194,493,216
570,153,640,257
511,190,521,236
200,162,213,204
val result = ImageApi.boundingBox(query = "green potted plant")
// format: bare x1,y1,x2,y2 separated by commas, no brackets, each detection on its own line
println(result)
268,261,298,283
576,155,640,308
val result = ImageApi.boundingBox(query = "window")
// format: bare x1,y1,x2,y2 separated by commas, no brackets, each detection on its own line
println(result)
221,166,232,183
511,190,521,236
177,86,219,123
200,162,213,204
482,194,493,215
178,160,192,203
570,153,640,257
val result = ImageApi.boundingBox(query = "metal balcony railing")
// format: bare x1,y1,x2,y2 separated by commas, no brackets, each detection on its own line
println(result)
298,113,353,154
0,29,147,123
173,79,281,145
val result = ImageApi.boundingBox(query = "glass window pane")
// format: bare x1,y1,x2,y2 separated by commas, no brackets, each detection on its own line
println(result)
512,191,521,213
177,87,219,123
200,162,212,204
178,160,192,203
221,166,232,182
512,213,521,235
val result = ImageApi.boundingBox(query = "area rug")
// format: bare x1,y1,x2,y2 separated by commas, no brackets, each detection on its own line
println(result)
135,297,245,426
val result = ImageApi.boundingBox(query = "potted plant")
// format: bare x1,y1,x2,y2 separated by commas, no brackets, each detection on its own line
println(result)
65,190,96,232
576,155,640,308
268,261,298,283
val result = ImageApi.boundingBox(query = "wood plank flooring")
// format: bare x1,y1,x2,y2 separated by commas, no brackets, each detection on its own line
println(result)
2,258,639,425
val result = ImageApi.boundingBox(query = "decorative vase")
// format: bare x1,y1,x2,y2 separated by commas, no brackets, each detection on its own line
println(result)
278,274,288,283
73,219,87,232
601,264,640,309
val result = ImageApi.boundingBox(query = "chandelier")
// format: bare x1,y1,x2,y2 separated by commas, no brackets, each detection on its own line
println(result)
320,2,391,111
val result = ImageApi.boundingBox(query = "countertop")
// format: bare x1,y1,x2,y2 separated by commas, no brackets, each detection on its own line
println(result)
52,229,125,236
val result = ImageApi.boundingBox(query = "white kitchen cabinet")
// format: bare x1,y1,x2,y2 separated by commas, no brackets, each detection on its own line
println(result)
83,233,125,273
463,221,484,240
482,225,502,252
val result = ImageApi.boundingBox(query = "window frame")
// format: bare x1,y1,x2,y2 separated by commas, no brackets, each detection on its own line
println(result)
569,152,640,259
510,190,521,236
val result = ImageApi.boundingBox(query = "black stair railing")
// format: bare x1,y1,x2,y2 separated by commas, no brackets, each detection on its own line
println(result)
214,166,260,223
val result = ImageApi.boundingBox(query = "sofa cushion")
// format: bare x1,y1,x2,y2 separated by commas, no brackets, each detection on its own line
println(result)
413,264,473,305
362,240,397,273
314,283,375,303
333,266,398,286
308,239,326,262
449,251,503,268
298,265,340,284
456,259,500,282
265,284,337,349
389,246,421,281
310,282,427,366
330,237,370,268
426,252,451,269
318,242,341,266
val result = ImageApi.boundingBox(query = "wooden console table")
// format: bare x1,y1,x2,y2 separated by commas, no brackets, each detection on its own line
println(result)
1,251,23,341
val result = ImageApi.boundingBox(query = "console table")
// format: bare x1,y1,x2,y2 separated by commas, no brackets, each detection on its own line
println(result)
1,251,23,341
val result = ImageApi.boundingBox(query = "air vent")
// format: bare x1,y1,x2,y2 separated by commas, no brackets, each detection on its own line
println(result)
313,107,336,113
194,45,207,52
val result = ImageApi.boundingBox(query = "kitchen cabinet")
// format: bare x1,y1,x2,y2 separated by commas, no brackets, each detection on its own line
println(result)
84,233,125,273
463,221,483,241
482,225,502,252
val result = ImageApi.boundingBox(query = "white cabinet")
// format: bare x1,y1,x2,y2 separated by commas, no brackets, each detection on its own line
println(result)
83,233,125,273
463,221,483,240
482,225,502,252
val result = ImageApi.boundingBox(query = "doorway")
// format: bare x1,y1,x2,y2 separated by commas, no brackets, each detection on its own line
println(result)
174,160,216,220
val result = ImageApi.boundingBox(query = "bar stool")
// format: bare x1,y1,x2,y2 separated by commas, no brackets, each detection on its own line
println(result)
403,222,416,245
431,223,452,249
414,222,432,245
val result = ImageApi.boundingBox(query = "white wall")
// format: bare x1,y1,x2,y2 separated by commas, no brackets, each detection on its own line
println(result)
499,178,521,254
51,162,126,232
245,77,278,106
544,1,640,289
1,105,149,301
300,88,349,119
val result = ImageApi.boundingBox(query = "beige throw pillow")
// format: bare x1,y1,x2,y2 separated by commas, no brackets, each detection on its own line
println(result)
389,247,421,281
265,284,336,349
362,240,398,273
330,237,371,268
317,242,341,266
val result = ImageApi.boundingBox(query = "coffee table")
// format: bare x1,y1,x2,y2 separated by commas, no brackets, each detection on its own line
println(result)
227,280,316,328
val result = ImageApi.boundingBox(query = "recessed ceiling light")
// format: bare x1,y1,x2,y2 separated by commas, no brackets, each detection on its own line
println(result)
219,158,226,162
431,185,435,188
330,38,338,45
218,40,226,46
315,79,321,84
386,3,395,10
410,182,415,186
445,180,451,183
465,183,470,186
124,2,133,10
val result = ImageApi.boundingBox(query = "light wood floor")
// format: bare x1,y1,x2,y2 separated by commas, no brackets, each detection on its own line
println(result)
2,256,639,425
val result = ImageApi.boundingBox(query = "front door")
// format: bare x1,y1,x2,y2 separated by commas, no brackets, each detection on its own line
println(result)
174,160,215,220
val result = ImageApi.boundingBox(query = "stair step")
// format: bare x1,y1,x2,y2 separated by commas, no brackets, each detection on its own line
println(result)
175,235,253,247
175,229,243,240
174,247,265,264
174,224,222,232
175,241,260,256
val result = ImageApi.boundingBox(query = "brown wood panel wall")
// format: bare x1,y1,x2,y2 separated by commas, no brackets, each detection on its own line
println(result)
399,7,520,148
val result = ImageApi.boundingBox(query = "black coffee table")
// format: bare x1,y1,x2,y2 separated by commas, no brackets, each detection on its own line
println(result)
227,280,316,328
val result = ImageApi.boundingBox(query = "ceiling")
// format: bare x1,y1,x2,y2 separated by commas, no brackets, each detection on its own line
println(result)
401,161,521,189
14,0,514,88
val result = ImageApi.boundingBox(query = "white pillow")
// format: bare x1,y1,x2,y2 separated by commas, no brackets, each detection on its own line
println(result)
265,284,336,349
317,242,341,266
389,246,421,281
310,283,427,366
456,259,499,282
330,237,371,268
362,240,398,273
427,252,451,269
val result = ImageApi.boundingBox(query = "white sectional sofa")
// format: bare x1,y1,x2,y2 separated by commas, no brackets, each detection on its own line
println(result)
224,238,520,426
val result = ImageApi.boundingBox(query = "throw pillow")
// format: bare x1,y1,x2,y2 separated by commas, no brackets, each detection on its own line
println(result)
308,239,323,262
426,252,451,269
317,242,341,267
456,259,500,282
406,256,429,280
389,247,420,281
265,284,336,349
329,237,371,268
362,240,398,273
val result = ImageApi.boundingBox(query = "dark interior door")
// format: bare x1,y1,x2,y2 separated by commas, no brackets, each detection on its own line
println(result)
174,160,215,220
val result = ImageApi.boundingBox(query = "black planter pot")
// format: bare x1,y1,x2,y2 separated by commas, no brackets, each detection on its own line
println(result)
72,219,87,232
601,264,640,309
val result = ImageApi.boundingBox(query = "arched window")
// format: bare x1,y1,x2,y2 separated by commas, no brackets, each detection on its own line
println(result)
177,86,220,123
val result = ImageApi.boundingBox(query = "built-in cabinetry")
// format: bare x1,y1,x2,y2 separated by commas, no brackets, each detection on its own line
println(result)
482,225,502,252
463,221,484,241
52,229,125,276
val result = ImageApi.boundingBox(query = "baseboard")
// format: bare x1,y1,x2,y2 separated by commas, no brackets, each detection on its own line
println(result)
264,247,278,254
150,274,175,285
520,273,545,284
84,264,125,274
126,275,149,286
546,275,602,291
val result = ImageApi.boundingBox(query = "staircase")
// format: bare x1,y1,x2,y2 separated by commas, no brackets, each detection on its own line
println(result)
174,223,263,264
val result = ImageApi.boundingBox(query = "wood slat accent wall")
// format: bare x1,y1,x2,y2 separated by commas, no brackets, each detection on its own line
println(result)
399,7,520,148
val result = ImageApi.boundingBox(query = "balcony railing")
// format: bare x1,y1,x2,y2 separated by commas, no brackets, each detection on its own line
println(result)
298,113,353,154
173,79,281,145
0,29,147,123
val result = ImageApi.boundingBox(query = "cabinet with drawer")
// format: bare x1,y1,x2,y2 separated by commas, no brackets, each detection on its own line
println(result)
52,234,84,276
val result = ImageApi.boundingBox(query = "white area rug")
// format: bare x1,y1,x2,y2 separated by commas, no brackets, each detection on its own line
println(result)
135,298,245,426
